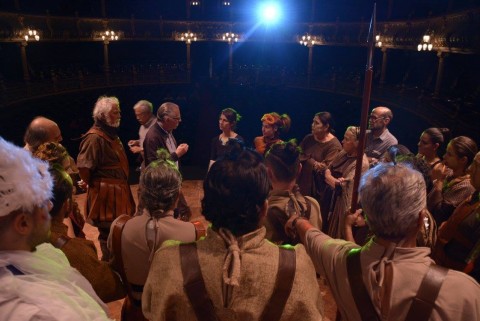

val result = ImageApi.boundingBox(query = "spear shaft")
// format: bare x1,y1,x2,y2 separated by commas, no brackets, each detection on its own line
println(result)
350,3,376,212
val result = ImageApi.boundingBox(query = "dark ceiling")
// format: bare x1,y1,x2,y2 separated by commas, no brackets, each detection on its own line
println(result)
1,0,480,22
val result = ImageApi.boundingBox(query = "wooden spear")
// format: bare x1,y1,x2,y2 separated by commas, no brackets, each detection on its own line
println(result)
350,3,376,212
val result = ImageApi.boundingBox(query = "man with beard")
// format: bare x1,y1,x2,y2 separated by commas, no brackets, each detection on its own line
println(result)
0,137,111,321
365,106,398,166
77,96,135,261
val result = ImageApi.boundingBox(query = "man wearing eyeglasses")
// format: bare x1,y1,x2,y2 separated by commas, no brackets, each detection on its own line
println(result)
143,102,191,220
365,106,398,166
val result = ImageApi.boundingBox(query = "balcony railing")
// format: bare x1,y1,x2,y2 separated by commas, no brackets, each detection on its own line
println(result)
1,65,477,140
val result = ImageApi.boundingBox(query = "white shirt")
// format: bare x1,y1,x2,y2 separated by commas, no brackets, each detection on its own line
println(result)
0,243,112,321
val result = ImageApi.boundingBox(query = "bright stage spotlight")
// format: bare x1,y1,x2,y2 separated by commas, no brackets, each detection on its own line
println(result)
257,2,282,24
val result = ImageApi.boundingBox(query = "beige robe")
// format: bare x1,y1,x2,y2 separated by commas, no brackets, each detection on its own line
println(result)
304,228,480,321
142,227,324,321
108,211,196,302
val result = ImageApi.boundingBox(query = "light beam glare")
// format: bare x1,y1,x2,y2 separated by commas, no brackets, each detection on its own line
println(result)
257,2,282,25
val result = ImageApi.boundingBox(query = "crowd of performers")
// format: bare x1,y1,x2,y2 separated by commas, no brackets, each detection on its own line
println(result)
0,95,479,320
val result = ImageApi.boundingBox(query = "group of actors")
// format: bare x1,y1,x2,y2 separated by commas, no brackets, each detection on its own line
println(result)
0,95,479,321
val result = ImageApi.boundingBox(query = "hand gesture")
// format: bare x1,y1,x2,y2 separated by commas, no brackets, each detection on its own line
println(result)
176,143,189,158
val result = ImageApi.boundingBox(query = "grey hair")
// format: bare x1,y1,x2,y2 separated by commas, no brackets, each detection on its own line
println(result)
140,149,182,218
359,163,426,240
134,100,153,113
156,102,179,121
92,96,120,121
346,126,360,140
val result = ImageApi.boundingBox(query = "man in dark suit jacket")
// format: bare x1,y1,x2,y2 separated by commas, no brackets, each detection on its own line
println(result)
143,102,191,220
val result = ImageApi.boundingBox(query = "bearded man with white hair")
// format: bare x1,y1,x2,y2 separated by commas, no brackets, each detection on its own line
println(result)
77,96,135,261
0,137,111,321
286,163,480,321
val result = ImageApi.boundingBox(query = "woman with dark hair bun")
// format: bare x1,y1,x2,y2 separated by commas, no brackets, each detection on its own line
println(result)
433,151,480,282
209,107,243,169
142,141,323,320
428,136,478,225
297,112,342,198
264,140,322,245
254,112,291,155
417,127,451,180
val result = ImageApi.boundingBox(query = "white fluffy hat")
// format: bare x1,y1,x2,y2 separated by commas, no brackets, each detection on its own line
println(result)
0,137,52,217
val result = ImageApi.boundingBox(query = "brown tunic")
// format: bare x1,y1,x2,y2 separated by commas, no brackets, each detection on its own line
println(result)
77,126,135,224
297,134,342,197
322,151,369,238
49,220,125,303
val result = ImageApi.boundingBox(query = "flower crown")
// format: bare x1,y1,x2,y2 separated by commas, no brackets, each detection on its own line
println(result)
261,113,279,126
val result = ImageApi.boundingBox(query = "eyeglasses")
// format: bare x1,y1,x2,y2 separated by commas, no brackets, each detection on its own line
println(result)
369,115,386,121
169,115,182,121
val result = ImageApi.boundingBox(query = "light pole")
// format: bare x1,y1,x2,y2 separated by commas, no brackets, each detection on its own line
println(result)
17,28,40,83
298,33,320,87
176,32,198,83
94,30,121,85
376,35,387,87
221,32,239,83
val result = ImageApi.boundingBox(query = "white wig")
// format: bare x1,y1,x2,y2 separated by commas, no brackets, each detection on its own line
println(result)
92,96,120,121
134,100,153,113
0,137,52,217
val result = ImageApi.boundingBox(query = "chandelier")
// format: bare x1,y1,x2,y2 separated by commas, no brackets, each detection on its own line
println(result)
177,32,198,43
93,30,122,42
101,30,119,41
417,35,433,51
22,29,40,42
298,34,319,47
222,32,239,44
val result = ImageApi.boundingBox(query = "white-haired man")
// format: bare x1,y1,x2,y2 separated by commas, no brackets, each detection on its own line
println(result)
143,102,191,220
127,100,156,170
0,137,111,321
286,163,480,321
77,96,135,261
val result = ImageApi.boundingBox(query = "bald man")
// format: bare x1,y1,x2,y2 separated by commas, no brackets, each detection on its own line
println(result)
23,116,85,238
365,106,398,165
24,116,63,153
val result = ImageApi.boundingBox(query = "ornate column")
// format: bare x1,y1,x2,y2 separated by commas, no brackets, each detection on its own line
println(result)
103,40,110,84
434,51,446,97
380,47,388,86
20,41,30,82
307,45,313,87
228,43,233,83
186,42,191,82
299,33,319,88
